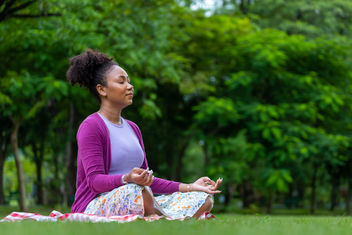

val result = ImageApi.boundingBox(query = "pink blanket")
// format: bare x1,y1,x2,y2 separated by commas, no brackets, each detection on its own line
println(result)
0,210,214,223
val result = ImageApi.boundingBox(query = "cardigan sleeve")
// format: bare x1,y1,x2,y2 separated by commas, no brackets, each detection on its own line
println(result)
127,120,181,194
77,121,123,194
150,177,180,194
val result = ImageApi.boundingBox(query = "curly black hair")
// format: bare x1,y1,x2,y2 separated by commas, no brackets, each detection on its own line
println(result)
66,49,118,101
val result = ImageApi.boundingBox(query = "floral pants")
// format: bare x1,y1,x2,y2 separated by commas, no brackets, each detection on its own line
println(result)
84,184,213,219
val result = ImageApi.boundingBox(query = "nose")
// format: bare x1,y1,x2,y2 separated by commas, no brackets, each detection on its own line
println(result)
128,83,133,91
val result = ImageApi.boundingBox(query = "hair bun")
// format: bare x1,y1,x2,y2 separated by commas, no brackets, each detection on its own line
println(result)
66,49,115,88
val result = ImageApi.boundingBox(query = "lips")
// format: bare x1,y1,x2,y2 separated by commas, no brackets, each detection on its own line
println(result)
126,93,133,97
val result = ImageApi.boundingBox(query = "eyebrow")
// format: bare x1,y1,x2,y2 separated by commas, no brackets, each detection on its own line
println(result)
118,75,129,79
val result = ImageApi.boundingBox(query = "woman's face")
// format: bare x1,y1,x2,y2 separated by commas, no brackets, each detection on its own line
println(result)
102,65,134,107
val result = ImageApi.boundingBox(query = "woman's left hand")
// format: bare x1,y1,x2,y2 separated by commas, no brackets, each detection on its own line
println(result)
191,177,223,194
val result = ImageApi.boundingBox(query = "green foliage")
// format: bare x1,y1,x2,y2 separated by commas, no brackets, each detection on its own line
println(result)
190,9,352,204
194,97,240,128
4,156,35,203
0,71,68,121
263,168,293,192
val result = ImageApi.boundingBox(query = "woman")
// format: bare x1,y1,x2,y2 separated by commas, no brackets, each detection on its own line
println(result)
67,49,222,219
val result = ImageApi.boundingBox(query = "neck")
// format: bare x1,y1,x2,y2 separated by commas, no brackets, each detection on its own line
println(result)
98,103,123,125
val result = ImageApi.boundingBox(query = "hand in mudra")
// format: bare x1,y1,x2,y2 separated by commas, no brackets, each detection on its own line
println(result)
124,167,154,186
191,177,223,194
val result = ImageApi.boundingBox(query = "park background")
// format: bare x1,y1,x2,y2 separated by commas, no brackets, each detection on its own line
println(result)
1,0,352,217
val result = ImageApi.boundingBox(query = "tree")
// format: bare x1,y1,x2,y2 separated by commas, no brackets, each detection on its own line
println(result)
189,13,352,212
0,0,61,22
0,71,67,210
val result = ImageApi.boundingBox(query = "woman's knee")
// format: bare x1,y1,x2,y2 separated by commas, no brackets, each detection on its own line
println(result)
193,196,213,218
197,193,214,211
205,197,213,211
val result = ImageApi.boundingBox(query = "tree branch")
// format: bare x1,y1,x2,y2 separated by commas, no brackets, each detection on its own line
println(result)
0,0,37,21
0,0,6,8
3,0,16,12
7,0,36,15
11,12,61,18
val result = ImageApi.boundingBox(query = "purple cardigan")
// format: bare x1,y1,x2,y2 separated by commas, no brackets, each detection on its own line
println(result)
71,112,180,213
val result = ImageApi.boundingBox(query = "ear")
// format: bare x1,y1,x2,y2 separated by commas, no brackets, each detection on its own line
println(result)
96,84,107,97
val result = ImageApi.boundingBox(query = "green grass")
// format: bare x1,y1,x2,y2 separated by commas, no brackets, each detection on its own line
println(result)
1,211,352,235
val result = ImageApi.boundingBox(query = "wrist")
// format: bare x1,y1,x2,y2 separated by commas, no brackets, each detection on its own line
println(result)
122,174,131,184
179,183,193,192
121,175,127,184
187,184,193,192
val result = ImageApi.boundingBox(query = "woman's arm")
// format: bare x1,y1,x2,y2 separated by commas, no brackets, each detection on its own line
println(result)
150,177,181,194
78,121,124,193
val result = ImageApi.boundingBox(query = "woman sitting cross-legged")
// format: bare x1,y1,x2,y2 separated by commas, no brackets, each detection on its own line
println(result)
67,49,223,219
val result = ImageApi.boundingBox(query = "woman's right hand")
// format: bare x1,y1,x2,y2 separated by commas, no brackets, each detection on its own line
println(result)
124,168,154,186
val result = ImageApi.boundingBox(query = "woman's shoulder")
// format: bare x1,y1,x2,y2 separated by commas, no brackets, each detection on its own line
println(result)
77,113,106,137
125,119,142,136
125,119,138,128
79,112,101,127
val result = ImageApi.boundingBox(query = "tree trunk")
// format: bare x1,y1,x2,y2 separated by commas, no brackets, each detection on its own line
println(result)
10,120,27,211
0,132,8,204
203,143,209,175
346,177,352,215
330,175,340,211
32,142,44,205
35,157,43,205
224,183,231,206
310,164,318,214
266,190,274,214
64,103,78,206
241,179,254,208
0,152,6,204
175,135,192,182
239,0,248,14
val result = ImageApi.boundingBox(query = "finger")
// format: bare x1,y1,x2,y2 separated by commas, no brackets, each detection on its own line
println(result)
132,174,142,184
132,168,145,174
208,190,221,194
140,172,149,184
209,184,219,191
213,179,221,190
206,186,221,194
143,172,152,185
140,169,148,178
204,177,216,186
146,172,153,186
216,178,223,187
135,171,148,184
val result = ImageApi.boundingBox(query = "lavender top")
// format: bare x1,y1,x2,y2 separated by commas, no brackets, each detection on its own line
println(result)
97,113,144,175
71,112,181,213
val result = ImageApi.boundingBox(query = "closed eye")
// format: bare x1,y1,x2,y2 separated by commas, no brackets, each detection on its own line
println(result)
117,75,130,84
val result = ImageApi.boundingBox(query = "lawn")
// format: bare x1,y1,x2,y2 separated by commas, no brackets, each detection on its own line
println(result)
1,208,352,235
